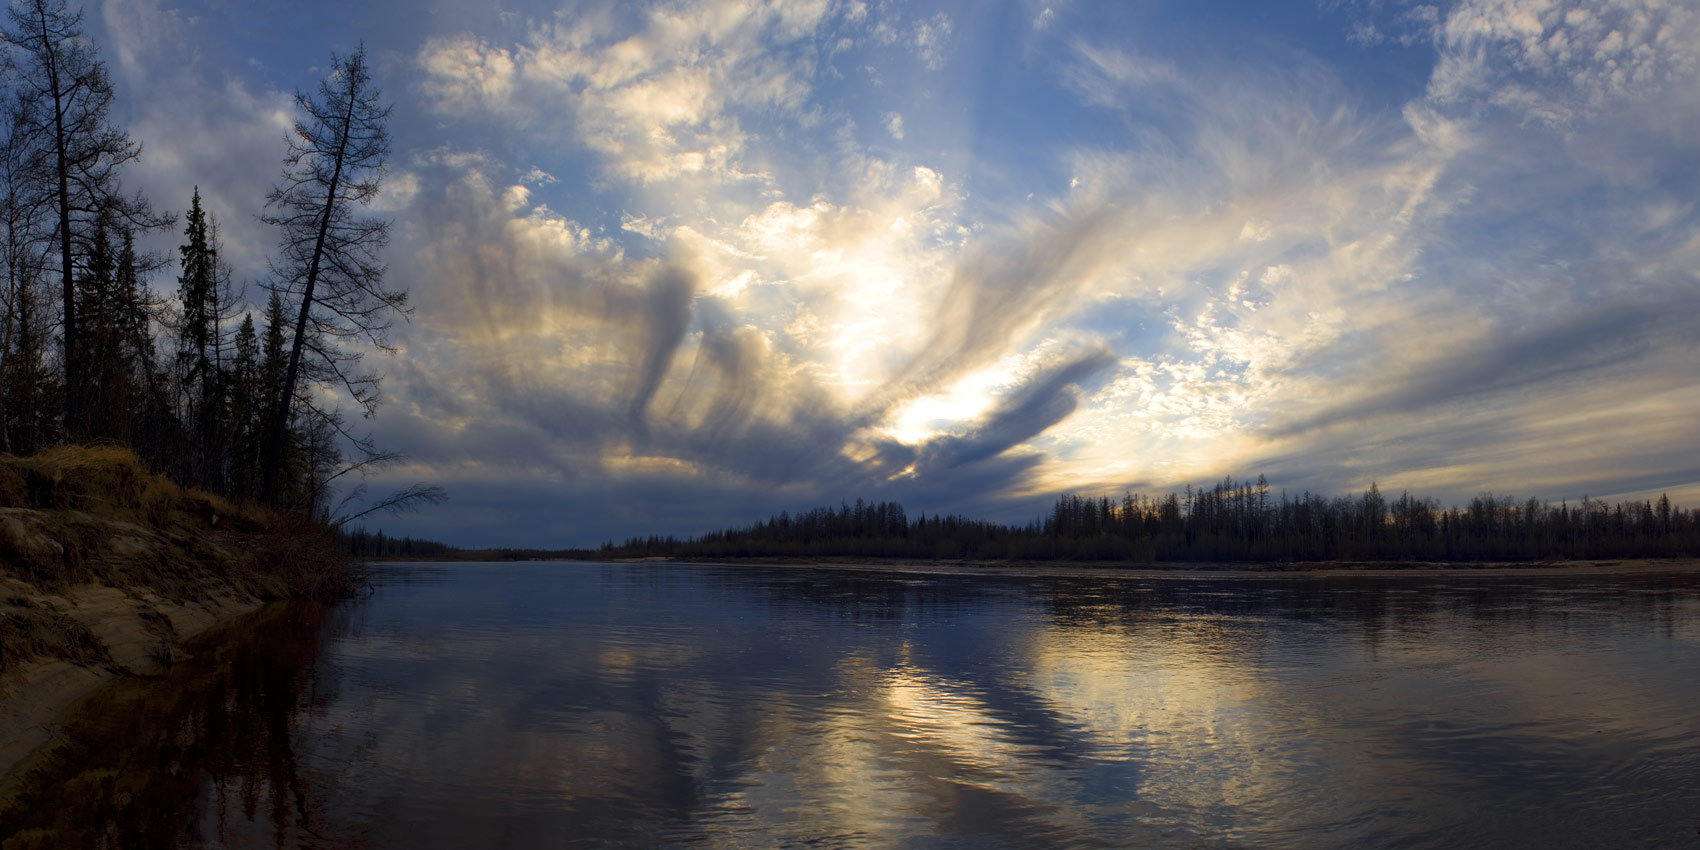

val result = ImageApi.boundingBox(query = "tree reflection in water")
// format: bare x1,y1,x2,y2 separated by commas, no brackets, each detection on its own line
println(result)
1,565,1697,850
1,601,353,850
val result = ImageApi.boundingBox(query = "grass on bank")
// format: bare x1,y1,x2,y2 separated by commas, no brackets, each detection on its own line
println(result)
0,445,351,674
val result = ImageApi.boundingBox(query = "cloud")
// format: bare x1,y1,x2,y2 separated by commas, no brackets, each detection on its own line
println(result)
866,205,1129,424
910,12,952,70
417,0,843,187
1271,289,1700,439
418,36,517,116
915,347,1118,473
362,135,1145,545
626,265,696,421
124,0,1694,543
884,111,904,140
100,0,297,283
977,19,1695,507
1428,0,1700,123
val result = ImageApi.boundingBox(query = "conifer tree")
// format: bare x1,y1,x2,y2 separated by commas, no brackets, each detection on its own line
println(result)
176,189,221,485
261,291,287,424
76,221,126,439
228,313,261,498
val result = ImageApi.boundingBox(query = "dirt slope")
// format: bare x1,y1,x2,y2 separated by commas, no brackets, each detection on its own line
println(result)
0,446,345,791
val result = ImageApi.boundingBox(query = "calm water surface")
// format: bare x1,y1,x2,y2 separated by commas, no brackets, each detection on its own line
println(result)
6,563,1700,848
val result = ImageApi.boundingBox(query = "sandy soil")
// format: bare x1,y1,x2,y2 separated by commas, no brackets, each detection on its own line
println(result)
0,581,261,800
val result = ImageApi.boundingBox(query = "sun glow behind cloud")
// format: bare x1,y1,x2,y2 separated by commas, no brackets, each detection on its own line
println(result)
97,0,1700,544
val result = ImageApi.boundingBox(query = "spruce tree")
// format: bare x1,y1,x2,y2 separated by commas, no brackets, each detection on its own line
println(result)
177,189,220,485
261,290,287,423
229,313,261,498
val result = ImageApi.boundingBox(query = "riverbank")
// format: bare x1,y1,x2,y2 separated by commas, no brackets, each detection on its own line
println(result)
648,555,1700,579
0,446,348,799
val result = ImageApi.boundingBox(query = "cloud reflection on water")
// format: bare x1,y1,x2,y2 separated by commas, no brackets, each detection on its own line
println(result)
7,565,1700,849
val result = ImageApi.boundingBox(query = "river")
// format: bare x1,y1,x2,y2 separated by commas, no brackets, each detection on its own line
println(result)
5,562,1699,848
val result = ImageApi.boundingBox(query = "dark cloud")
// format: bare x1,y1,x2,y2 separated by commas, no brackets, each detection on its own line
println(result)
1271,288,1700,439
625,265,696,422
357,164,1145,546
916,348,1118,473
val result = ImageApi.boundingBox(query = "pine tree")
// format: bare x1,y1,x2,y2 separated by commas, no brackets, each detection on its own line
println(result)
113,227,171,463
77,221,128,440
257,291,307,501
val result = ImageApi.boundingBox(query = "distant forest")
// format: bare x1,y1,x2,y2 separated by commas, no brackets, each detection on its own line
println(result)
588,478,1700,563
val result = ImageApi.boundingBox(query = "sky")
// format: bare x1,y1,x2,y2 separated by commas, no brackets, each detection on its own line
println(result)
91,0,1700,547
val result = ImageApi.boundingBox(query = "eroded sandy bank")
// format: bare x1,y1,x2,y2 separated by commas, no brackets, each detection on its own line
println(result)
0,447,346,800
0,582,262,797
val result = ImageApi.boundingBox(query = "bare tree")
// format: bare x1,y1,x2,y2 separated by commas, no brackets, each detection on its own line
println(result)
0,100,51,454
259,45,404,505
318,449,447,530
4,0,166,438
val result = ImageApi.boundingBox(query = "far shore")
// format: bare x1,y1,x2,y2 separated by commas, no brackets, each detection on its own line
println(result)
627,556,1700,579
377,555,1700,579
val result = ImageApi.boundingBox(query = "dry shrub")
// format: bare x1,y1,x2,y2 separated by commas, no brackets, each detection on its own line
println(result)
180,487,271,533
246,513,352,599
0,446,177,533
0,446,345,601
16,446,151,516
0,446,274,532
139,476,183,525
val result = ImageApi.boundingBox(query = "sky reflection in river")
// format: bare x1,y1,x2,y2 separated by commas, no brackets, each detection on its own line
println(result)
6,564,1699,849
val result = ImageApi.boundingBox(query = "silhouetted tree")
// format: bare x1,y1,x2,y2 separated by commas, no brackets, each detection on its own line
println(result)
4,0,166,436
0,261,53,453
259,45,402,505
173,188,241,488
596,482,1700,564
226,313,261,499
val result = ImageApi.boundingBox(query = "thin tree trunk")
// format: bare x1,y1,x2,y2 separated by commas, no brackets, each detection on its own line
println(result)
262,78,357,505
36,4,76,439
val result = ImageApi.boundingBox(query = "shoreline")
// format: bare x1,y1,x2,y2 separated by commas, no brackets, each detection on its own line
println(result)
618,556,1700,579
0,447,350,800
0,584,265,803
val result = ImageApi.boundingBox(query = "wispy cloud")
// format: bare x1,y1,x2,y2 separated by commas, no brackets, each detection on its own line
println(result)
94,0,1700,543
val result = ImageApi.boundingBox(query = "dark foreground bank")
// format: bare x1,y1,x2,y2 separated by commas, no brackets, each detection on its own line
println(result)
0,446,349,794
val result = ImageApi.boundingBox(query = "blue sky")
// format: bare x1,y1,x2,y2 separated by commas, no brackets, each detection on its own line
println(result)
93,0,1700,546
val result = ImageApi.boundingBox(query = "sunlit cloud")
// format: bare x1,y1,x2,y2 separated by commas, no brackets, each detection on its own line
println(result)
92,0,1700,544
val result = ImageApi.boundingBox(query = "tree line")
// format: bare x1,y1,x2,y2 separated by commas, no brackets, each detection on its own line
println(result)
598,478,1700,563
0,0,438,523
338,526,458,559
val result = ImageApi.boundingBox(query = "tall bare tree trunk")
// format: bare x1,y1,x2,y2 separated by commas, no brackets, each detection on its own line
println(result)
262,69,355,505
